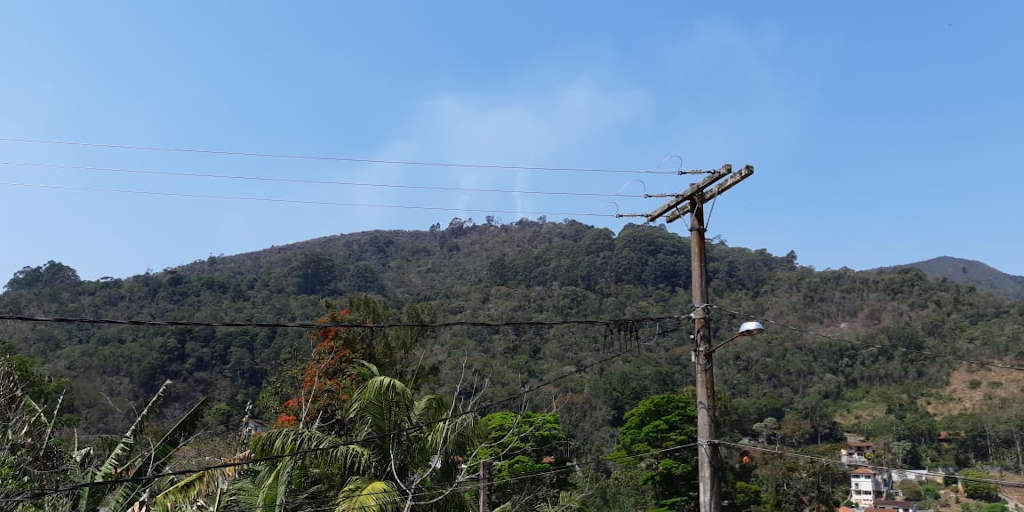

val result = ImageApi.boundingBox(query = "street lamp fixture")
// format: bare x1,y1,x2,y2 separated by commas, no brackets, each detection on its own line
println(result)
709,321,764,353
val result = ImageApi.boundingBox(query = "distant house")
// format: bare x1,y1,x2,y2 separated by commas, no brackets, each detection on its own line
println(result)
890,469,931,483
842,442,875,465
874,499,918,511
849,467,889,508
243,418,269,436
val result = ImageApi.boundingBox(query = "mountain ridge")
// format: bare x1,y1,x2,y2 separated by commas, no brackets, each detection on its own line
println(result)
880,256,1024,300
2,220,1022,438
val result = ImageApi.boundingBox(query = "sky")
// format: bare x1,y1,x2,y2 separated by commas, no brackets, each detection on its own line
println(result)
1,1,1022,282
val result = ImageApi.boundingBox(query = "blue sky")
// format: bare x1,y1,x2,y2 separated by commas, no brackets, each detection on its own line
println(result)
1,1,1022,281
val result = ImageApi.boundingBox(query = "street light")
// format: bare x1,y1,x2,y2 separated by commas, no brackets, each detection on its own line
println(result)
709,321,764,353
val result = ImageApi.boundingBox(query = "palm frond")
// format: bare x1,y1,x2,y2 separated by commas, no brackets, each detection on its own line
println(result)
334,478,399,512
108,397,208,512
154,453,247,512
253,428,372,475
349,360,381,380
348,376,413,437
411,395,445,424
256,458,294,512
78,379,172,512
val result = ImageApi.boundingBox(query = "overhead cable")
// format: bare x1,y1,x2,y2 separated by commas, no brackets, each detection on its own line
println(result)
0,313,681,330
18,351,634,497
0,137,678,175
712,304,1024,371
715,440,1024,489
0,161,644,198
0,181,619,218
8,440,699,505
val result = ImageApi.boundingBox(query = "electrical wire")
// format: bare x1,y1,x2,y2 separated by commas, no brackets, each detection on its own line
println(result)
5,441,701,507
0,161,644,199
0,181,621,218
0,313,682,330
715,440,1024,489
710,304,1024,371
0,137,677,176
15,351,634,498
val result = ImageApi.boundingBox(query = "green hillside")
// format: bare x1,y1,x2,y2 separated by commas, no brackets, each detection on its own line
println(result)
884,256,1024,300
1,219,1022,459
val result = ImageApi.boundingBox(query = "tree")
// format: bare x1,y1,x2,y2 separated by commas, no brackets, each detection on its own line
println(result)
4,260,80,291
889,440,912,467
477,411,571,509
961,469,1000,502
289,253,338,296
74,380,208,512
751,447,847,511
0,356,68,512
753,417,781,448
274,297,435,432
779,415,812,447
237,367,483,512
2,366,207,512
895,479,923,501
611,390,698,511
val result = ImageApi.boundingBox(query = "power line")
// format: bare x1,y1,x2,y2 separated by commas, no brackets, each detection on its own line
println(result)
0,161,645,199
0,181,620,218
0,137,679,176
0,313,681,330
17,351,634,497
715,440,1024,489
6,440,701,507
711,304,1024,371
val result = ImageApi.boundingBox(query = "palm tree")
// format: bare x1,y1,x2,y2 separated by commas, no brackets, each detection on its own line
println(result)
226,367,482,512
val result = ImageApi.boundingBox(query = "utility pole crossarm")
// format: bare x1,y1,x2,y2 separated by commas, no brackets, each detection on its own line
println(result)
635,160,755,512
645,165,732,223
664,165,754,223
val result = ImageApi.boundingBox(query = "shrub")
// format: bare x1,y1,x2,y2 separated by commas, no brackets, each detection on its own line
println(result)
961,469,1000,502
897,480,923,501
968,379,983,389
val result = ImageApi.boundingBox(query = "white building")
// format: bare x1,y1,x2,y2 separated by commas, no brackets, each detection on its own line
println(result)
890,469,930,483
849,467,888,508
874,499,918,511
841,441,874,465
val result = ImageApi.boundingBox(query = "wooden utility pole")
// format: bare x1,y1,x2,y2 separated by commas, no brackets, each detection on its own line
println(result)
479,460,493,512
635,163,754,512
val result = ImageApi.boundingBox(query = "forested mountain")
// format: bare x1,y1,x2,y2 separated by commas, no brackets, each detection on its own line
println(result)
2,218,1023,465
882,256,1024,300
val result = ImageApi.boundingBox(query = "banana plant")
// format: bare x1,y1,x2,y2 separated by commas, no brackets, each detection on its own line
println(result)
75,380,207,512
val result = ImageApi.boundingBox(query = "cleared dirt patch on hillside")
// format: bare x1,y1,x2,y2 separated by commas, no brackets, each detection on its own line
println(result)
834,399,887,429
920,363,1024,417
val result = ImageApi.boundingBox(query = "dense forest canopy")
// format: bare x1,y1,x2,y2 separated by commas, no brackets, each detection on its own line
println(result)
3,219,1024,511
1,219,1022,471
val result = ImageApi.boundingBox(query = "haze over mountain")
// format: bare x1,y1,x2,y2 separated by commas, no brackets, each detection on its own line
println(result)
883,256,1024,300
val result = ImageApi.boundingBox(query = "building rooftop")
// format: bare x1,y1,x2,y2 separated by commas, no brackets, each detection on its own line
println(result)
876,499,915,506
852,467,877,475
